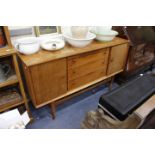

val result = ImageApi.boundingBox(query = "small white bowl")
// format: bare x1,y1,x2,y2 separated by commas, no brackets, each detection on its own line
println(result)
14,37,40,55
40,38,65,51
91,30,118,42
63,32,96,48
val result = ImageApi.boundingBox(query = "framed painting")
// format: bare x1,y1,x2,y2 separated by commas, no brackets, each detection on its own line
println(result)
34,26,61,36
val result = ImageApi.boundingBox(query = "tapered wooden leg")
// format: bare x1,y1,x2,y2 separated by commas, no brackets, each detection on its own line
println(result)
109,76,114,91
50,102,56,119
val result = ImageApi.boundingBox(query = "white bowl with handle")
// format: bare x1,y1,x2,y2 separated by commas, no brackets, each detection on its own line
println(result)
63,32,96,48
14,37,40,55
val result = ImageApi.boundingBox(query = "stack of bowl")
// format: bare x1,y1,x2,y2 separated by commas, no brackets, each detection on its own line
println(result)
62,26,96,48
90,26,118,42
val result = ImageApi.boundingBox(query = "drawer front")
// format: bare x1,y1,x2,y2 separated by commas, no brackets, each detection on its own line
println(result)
68,48,108,69
68,68,106,90
67,48,109,90
68,60,106,81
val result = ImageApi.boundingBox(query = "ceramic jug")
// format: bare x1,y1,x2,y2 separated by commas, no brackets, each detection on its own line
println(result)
71,26,89,39
0,64,11,82
92,26,112,34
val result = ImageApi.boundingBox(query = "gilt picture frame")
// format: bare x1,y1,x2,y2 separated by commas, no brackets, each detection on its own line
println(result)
34,26,61,37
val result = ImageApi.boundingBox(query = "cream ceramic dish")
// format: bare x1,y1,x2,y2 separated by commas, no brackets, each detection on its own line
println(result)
91,30,118,42
40,39,65,51
63,32,96,48
14,37,40,55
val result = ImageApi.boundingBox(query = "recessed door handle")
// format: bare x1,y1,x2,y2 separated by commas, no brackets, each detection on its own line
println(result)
110,58,114,62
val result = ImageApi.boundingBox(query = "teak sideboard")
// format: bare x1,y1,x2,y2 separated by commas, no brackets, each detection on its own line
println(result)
18,37,129,119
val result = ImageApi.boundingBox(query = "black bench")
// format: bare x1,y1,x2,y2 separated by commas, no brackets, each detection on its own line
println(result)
99,74,155,121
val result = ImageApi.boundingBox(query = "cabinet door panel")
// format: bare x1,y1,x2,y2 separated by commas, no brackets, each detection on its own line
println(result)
30,58,67,106
107,44,129,75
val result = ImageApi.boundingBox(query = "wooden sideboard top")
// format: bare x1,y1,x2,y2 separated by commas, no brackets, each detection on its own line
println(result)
18,37,129,67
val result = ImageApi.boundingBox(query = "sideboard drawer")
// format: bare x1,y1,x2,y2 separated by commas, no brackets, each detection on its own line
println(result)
68,48,109,69
68,68,106,90
67,48,109,90
68,59,106,81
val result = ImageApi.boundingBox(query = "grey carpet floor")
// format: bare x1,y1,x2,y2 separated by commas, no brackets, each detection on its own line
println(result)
26,83,118,129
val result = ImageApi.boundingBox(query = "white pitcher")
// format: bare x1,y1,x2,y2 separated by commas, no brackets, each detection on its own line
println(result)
71,26,89,39
91,26,112,34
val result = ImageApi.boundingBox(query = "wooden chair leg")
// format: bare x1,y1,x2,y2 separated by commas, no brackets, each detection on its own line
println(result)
50,103,56,119
109,76,114,91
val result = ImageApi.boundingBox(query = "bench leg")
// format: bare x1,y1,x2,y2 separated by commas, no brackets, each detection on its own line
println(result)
50,102,56,119
109,76,114,91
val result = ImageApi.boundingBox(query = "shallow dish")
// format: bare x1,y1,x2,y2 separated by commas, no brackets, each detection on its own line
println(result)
63,32,96,48
40,39,65,51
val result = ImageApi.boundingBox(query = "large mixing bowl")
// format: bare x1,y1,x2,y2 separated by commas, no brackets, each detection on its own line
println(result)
63,32,96,48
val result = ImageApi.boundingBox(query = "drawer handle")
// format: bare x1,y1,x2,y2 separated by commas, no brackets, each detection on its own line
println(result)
72,71,76,74
110,58,114,63
71,60,76,63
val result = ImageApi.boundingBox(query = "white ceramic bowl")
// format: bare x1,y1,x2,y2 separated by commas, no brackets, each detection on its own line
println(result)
91,30,118,42
63,32,96,48
40,38,65,51
14,37,40,55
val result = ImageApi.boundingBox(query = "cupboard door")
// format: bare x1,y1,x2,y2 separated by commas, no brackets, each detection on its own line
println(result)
107,43,129,75
67,48,109,90
30,58,67,106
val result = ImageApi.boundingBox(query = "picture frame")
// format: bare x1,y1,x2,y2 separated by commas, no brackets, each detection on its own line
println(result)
34,26,61,37
8,26,36,46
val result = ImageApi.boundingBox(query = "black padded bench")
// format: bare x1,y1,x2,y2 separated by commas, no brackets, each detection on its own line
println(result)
99,74,155,121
